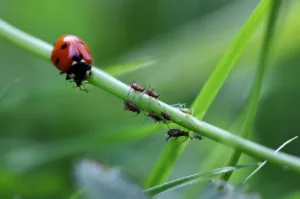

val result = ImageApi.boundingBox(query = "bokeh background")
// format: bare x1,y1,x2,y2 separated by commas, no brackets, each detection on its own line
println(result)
1,0,300,198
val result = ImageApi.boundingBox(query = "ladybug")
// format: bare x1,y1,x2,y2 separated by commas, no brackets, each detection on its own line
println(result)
51,35,92,88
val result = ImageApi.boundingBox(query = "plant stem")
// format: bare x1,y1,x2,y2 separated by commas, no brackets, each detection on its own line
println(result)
0,19,52,60
1,18,300,174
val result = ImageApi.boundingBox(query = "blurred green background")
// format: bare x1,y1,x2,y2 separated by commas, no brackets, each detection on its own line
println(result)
1,0,300,198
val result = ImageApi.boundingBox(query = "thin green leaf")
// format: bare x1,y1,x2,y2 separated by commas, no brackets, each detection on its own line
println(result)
243,136,298,183
191,0,272,119
221,0,282,181
144,163,260,197
69,189,85,199
145,0,271,188
105,58,155,77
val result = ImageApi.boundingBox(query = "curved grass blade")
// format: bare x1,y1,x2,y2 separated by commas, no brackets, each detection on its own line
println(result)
69,189,85,199
144,163,260,197
243,136,298,183
145,0,271,188
191,0,272,119
105,58,155,77
221,0,282,181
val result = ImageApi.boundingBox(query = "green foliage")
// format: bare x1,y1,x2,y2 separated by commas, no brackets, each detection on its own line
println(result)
145,0,271,188
0,0,300,198
145,163,259,197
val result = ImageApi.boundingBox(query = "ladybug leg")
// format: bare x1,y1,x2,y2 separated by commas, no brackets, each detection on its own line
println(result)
79,84,89,93
60,72,65,75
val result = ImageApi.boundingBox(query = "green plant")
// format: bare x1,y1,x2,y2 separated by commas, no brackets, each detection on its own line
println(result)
0,0,299,197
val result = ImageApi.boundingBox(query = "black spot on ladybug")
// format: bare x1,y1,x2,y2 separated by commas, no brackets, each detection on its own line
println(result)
55,58,60,64
78,40,83,45
61,43,67,49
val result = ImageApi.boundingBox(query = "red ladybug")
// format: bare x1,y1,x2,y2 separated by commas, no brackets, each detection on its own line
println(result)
51,35,93,88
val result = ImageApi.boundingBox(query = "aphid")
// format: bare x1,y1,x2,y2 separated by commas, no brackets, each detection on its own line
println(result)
171,103,194,115
128,81,145,99
130,81,145,93
181,108,194,115
145,87,160,98
166,129,192,142
192,132,202,140
161,112,171,123
146,112,164,123
51,35,92,89
124,101,140,115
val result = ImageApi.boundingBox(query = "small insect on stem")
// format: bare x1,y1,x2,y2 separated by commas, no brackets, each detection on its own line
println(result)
145,87,160,98
180,108,194,115
171,103,194,115
161,112,171,123
145,112,164,123
192,132,202,140
128,81,145,99
130,81,145,92
144,86,161,107
124,100,141,115
166,129,192,144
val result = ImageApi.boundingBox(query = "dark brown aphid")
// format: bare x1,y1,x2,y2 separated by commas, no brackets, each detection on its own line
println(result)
192,132,202,140
161,112,171,122
130,81,145,92
146,112,164,123
166,129,192,141
145,87,160,98
124,101,140,115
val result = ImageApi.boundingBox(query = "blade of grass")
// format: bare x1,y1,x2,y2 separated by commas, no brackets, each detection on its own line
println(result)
243,136,298,183
105,58,155,77
144,163,260,197
2,17,300,184
69,189,85,199
145,0,272,188
221,0,282,181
